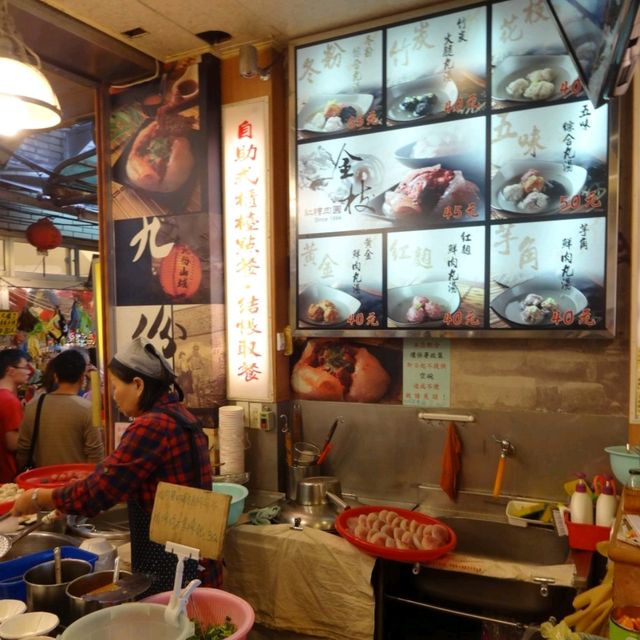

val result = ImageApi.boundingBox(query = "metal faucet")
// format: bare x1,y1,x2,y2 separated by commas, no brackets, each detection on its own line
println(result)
491,435,515,496
492,435,516,457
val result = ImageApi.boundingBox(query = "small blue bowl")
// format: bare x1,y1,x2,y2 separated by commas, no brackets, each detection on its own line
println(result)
211,482,248,526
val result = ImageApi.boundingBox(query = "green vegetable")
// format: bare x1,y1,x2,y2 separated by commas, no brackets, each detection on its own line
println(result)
147,136,171,162
186,617,237,640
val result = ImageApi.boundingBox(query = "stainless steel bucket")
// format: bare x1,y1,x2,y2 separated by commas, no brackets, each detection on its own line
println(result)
24,558,93,625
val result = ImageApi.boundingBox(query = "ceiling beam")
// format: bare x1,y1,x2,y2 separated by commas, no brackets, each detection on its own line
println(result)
9,0,158,86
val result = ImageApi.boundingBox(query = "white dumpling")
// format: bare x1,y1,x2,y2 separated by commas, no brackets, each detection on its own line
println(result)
506,77,529,97
527,67,555,83
502,183,524,203
523,80,555,100
517,191,549,211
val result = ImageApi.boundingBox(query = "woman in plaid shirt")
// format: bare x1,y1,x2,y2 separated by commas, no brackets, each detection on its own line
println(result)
13,337,219,595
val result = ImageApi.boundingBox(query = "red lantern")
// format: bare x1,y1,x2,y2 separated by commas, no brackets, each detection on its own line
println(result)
26,217,62,255
159,244,202,299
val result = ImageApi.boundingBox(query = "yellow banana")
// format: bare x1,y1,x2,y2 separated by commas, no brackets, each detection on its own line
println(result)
562,568,613,631
575,598,612,633
585,599,613,635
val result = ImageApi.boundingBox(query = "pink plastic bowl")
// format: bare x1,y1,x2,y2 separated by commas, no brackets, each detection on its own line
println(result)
142,588,255,640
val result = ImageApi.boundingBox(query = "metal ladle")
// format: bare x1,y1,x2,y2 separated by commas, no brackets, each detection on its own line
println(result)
0,511,55,559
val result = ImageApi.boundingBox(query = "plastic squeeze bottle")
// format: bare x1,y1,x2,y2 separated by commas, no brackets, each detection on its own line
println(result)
595,478,618,527
570,473,594,524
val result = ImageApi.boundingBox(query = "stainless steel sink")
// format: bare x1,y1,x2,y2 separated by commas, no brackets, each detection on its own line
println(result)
380,515,577,626
439,514,569,565
1,531,81,560
379,491,584,628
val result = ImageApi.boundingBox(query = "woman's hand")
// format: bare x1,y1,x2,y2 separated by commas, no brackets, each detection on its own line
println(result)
11,488,55,517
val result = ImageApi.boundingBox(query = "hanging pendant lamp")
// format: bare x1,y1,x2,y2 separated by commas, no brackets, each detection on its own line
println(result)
0,0,61,136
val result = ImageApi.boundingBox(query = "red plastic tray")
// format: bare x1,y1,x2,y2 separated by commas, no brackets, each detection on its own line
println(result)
335,505,457,563
16,463,96,489
0,499,14,515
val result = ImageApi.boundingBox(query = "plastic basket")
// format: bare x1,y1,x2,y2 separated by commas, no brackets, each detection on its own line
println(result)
0,546,97,602
143,588,255,640
60,602,193,640
563,511,610,551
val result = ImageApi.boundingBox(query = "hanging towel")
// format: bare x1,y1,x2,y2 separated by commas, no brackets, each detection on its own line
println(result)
439,421,462,501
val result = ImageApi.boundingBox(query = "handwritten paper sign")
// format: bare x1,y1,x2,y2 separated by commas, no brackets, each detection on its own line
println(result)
150,481,230,559
0,311,18,335
402,338,451,407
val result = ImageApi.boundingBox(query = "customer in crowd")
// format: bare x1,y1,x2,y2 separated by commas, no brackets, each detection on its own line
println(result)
0,349,31,482
12,337,218,595
16,349,104,469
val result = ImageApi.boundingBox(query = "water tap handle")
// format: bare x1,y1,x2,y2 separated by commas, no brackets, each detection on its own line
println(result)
492,435,515,456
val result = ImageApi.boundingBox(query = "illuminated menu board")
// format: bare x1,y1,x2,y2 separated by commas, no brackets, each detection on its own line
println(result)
292,0,617,336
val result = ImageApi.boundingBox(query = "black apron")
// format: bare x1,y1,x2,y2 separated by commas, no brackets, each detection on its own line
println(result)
128,409,206,597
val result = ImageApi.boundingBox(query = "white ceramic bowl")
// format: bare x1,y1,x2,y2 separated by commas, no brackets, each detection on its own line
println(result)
0,611,59,639
0,601,26,624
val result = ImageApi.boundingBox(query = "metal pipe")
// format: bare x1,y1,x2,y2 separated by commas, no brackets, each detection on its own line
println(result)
385,594,532,630
418,412,475,422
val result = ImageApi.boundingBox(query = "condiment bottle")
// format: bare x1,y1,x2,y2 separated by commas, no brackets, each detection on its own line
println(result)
624,468,640,515
570,473,594,524
595,478,618,527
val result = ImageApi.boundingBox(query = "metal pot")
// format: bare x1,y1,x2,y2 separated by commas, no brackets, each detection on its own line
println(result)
277,476,349,530
296,476,342,505
65,570,132,623
24,558,93,626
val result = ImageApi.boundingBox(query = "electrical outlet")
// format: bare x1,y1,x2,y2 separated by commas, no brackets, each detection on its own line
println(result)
249,403,262,429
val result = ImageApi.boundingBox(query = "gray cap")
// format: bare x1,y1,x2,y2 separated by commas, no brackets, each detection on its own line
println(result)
112,337,175,380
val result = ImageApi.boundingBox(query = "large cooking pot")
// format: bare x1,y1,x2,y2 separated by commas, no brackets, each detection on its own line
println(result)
24,558,93,625
277,476,349,530
66,569,133,623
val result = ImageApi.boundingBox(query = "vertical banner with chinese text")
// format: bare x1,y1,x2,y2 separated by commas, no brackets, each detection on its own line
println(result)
108,56,226,411
222,98,274,401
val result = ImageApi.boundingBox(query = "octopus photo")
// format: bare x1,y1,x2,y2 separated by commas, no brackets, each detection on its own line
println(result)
383,164,481,219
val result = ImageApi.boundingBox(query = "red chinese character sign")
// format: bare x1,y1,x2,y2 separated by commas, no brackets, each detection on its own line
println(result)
223,98,274,401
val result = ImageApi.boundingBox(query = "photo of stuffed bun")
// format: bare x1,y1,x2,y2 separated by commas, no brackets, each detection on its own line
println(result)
125,112,196,193
291,339,391,403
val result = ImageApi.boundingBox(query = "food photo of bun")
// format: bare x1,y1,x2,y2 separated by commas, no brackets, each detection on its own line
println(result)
291,339,391,403
125,112,196,193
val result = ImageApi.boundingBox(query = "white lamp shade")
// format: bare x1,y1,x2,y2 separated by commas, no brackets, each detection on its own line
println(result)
0,56,61,135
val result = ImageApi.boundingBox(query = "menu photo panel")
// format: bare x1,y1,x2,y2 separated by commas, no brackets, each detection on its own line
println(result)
291,0,618,337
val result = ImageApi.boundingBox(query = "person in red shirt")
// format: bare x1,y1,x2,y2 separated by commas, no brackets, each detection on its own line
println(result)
0,349,32,482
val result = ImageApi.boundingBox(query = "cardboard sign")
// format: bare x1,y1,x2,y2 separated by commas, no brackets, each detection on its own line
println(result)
0,311,18,335
150,481,230,560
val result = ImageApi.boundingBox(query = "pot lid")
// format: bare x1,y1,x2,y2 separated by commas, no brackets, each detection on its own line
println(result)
277,500,340,531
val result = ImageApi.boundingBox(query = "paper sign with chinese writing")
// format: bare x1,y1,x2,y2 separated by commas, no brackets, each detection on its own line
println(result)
0,311,18,335
150,481,230,560
402,338,450,407
222,97,273,400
